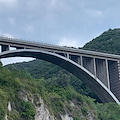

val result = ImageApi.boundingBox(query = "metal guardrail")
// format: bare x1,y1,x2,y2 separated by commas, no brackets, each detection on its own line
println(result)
0,36,57,47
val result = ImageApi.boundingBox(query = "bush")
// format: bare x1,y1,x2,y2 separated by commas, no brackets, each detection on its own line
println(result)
0,106,4,120
81,107,88,116
20,100,35,120
97,103,120,120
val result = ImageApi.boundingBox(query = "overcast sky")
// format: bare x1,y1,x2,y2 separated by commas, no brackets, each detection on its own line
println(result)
0,0,120,65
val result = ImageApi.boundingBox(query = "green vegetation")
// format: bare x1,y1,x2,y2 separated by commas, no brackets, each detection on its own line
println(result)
5,59,120,119
97,103,120,120
1,28,120,119
6,59,100,102
0,62,98,119
0,63,36,120
83,28,120,54
20,100,35,120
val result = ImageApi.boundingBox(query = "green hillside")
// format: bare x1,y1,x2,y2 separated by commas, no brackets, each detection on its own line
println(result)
83,28,120,54
2,59,120,120
6,59,100,102
1,28,120,120
0,62,36,120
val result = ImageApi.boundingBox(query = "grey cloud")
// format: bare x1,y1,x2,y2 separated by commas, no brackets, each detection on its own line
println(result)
0,0,120,47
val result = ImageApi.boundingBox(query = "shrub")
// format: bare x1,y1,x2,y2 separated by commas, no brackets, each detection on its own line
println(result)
20,100,35,120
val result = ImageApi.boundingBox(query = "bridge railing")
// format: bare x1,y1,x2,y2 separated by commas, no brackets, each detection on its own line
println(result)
0,36,120,61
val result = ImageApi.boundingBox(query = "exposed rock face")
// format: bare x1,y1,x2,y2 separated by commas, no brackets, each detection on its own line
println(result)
35,97,55,120
5,91,96,120
5,101,12,120
88,111,96,120
61,114,73,120
34,97,75,120
8,101,12,111
5,114,8,120
19,91,28,102
20,91,55,120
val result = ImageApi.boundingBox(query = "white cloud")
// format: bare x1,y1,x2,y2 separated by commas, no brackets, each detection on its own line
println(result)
49,0,71,12
58,38,79,47
8,18,15,25
0,32,14,38
96,10,103,16
49,0,58,7
26,0,40,11
25,25,34,33
0,0,119,50
0,0,16,2
0,31,35,65
86,9,103,17
1,57,35,66
0,0,18,8
3,34,14,38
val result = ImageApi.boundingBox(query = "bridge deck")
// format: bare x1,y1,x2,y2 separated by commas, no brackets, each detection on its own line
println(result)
0,36,120,103
0,36,120,61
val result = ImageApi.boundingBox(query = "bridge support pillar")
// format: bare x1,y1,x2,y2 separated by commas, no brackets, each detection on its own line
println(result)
69,55,81,65
96,58,109,88
80,56,83,66
93,58,97,77
108,61,120,101
77,56,81,65
83,56,95,75
67,53,69,59
106,59,110,89
1,45,10,52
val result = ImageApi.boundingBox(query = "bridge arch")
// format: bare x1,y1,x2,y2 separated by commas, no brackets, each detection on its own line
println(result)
0,49,119,104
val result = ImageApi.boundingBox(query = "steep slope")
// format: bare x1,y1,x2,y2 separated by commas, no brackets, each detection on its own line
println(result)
0,62,36,120
0,61,110,120
6,59,100,101
3,28,120,120
83,28,120,54
3,60,120,120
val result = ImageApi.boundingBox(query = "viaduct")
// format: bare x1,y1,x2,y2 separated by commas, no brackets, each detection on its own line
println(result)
0,36,120,104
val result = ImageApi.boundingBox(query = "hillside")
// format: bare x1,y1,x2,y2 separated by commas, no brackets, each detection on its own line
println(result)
83,28,120,54
2,28,120,120
6,59,101,102
2,59,120,120
2,60,120,120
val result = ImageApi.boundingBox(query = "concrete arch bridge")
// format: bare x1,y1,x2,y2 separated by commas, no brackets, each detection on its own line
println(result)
0,36,120,104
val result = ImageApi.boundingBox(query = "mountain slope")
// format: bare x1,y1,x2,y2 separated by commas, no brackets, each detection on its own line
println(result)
6,59,100,101
83,28,120,54
3,28,120,120
2,60,120,120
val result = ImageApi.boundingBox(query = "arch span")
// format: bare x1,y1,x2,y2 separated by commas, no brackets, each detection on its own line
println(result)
0,49,119,104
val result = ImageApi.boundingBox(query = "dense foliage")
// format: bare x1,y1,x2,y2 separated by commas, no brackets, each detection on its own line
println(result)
83,28,120,54
6,59,120,119
0,62,98,120
0,62,36,120
1,28,120,119
6,59,100,101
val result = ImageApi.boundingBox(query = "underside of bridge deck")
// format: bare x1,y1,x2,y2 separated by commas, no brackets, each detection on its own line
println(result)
0,49,119,104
